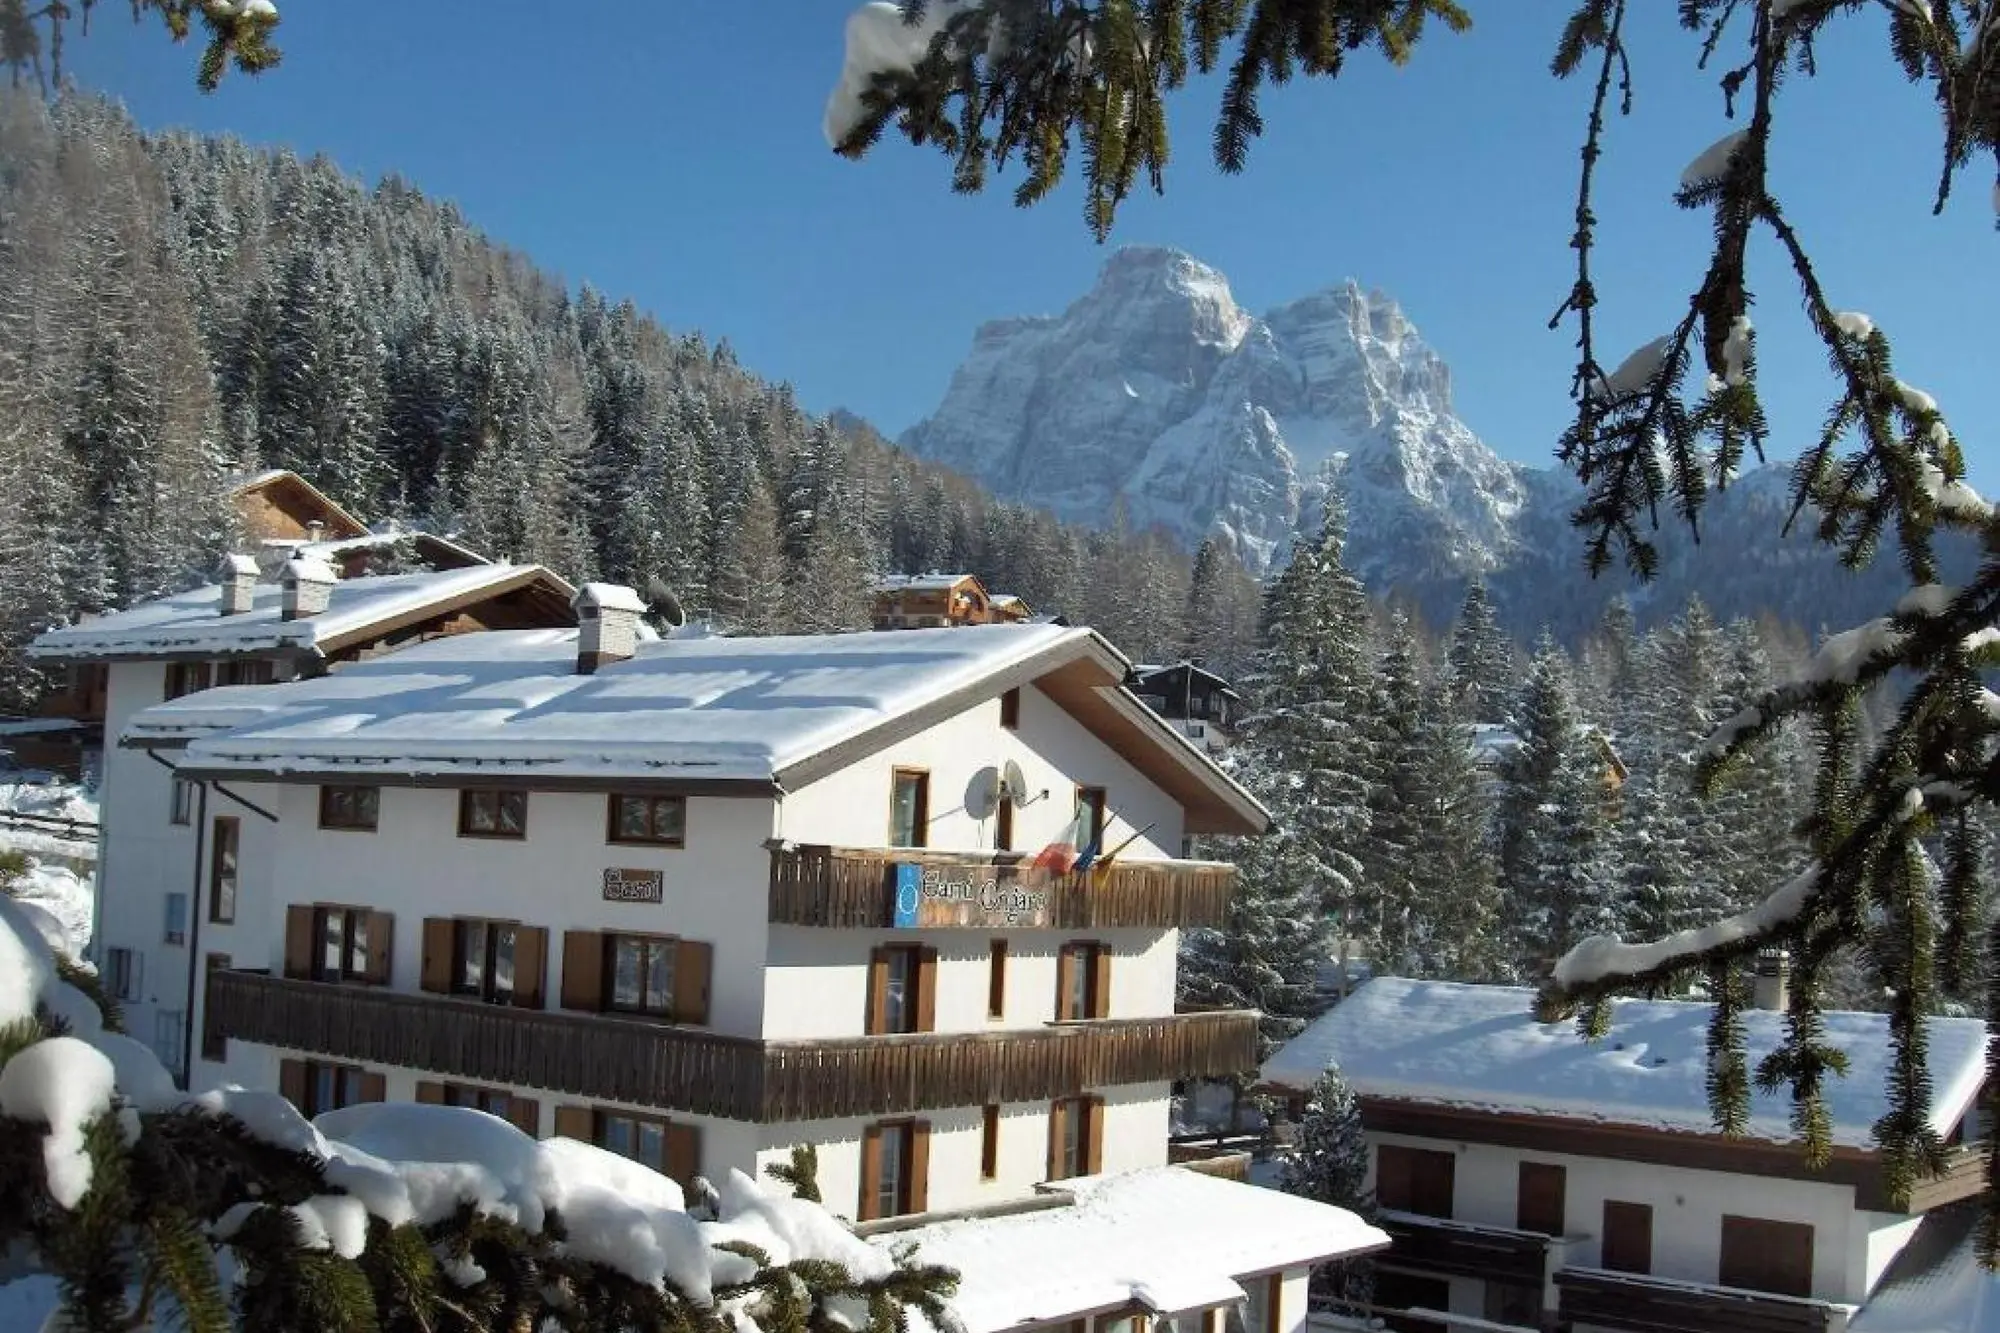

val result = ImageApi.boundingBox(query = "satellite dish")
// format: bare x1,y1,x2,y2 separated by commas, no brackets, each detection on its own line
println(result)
999,759,1030,805
966,766,1003,821
643,575,687,628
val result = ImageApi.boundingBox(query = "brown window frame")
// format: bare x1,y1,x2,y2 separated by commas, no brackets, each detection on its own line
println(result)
604,931,679,1018
1718,1215,1815,1298
1055,940,1111,1021
313,904,375,983
981,1103,1001,1179
200,953,230,1062
1075,784,1108,850
216,658,274,687
419,1080,541,1136
607,792,687,847
859,1117,930,1221
584,1107,701,1186
457,788,528,839
1516,1161,1566,1236
995,793,1015,850
867,943,936,1035
282,1058,383,1118
999,687,1021,729
987,939,1008,1020
319,784,381,832
170,776,197,826
208,816,240,923
889,768,930,848
454,918,521,1004
1376,1143,1456,1219
1046,1095,1103,1181
163,660,212,701
1601,1200,1653,1275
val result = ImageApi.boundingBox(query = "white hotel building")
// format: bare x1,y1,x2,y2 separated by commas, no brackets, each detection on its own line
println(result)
70,574,1383,1333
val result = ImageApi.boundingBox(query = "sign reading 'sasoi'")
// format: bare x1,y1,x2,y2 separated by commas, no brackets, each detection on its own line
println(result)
602,867,664,904
893,862,1051,928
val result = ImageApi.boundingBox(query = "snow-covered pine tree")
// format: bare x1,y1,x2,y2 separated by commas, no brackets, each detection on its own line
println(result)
1360,612,1425,973
1276,1067,1373,1310
1404,678,1505,981
1444,581,1517,724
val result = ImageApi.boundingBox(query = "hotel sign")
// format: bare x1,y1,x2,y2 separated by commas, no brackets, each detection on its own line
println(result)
603,867,664,904
892,861,1053,929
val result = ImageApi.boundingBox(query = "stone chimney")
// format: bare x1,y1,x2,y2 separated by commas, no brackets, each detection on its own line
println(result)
574,582,646,674
280,555,338,621
1753,949,1790,1012
216,553,259,616
305,519,326,545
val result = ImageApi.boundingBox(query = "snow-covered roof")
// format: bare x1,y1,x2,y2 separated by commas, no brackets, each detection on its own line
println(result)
1262,978,1989,1152
577,581,648,613
874,573,983,594
1853,1206,1999,1333
990,593,1027,608
878,1167,1387,1333
27,565,571,662
227,468,370,537
261,529,492,568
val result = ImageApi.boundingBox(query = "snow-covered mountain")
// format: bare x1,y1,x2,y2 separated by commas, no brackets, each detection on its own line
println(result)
901,246,1527,586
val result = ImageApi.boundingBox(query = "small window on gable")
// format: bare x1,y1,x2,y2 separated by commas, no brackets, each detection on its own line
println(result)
163,661,211,701
609,794,686,846
320,785,380,831
999,688,1021,730
170,777,197,826
889,769,929,848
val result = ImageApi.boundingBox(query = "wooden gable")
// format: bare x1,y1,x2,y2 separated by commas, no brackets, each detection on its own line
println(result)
232,472,370,542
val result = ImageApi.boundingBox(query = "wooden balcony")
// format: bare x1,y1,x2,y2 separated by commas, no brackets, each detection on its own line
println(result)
1554,1267,1840,1333
1377,1211,1551,1289
768,843,1236,930
207,970,1258,1123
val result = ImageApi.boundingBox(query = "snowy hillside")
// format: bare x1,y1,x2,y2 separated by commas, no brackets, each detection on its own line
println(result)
901,246,1526,579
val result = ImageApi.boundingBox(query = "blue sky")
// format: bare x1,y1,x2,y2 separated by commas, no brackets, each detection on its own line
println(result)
68,2,1994,481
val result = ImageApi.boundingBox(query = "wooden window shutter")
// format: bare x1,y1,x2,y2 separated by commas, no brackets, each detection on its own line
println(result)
866,948,890,1035
1089,945,1112,1019
1412,1147,1456,1218
665,1122,701,1189
279,1058,307,1109
513,926,549,1009
981,1104,1000,1178
858,1124,884,1222
1085,1097,1105,1175
908,1121,931,1215
1602,1200,1653,1274
915,948,938,1033
553,1105,595,1142
356,1071,387,1104
283,905,314,980
560,931,604,1011
420,918,454,994
415,1080,445,1104
1517,1161,1566,1235
1054,946,1077,1021
987,940,1007,1020
673,940,712,1025
1046,1100,1069,1180
506,1096,542,1138
363,912,395,985
1375,1144,1413,1211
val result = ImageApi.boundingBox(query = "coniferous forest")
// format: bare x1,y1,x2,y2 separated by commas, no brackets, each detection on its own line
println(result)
0,90,1225,711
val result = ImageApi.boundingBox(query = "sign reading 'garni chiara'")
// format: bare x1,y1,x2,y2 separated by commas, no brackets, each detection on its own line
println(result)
602,867,664,904
892,861,1052,928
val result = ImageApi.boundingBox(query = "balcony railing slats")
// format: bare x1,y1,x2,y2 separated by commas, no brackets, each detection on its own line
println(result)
1554,1268,1836,1333
208,971,1257,1123
768,845,1235,930
1378,1213,1550,1288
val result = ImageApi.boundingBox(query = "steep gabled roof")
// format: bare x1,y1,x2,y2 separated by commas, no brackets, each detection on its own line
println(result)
229,469,370,540
122,622,1270,834
1263,977,1988,1152
28,565,575,663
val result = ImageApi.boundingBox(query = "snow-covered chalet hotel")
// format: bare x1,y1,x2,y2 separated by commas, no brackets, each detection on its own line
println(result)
91,582,1378,1332
1264,976,1993,1333
26,556,582,1079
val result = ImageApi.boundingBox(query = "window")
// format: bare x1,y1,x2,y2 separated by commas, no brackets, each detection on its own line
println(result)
867,944,935,1035
1601,1200,1653,1275
153,1009,186,1080
1719,1216,1815,1298
208,817,239,923
456,919,519,1003
447,1083,513,1117
999,687,1021,729
987,939,1008,1020
423,1081,541,1135
170,777,196,826
163,661,211,700
859,1118,930,1221
1075,785,1108,851
995,791,1014,850
164,892,188,946
458,788,527,838
609,793,686,846
105,946,141,1001
1376,1144,1455,1218
586,1108,700,1185
315,905,374,983
981,1104,1001,1179
201,954,230,1061
1055,941,1110,1021
889,769,929,847
319,784,380,831
606,933,676,1016
1047,1096,1102,1180
216,658,273,687
281,1059,380,1117
1516,1161,1566,1235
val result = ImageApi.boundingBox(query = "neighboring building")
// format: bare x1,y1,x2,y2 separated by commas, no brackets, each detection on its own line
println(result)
102,603,1379,1331
229,468,371,544
27,558,580,1080
872,573,1024,629
1262,976,1991,1333
1129,663,1242,754
1467,721,1628,803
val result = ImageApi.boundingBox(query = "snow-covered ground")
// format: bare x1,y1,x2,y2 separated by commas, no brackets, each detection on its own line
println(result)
7,858,93,959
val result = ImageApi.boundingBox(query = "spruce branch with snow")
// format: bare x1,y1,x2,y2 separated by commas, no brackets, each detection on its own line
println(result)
0,0,280,93
1275,1068,1373,1310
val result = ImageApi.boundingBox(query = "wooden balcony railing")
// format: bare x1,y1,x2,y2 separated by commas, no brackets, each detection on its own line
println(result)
768,843,1236,930
1376,1211,1551,1290
1554,1267,1840,1333
207,970,1259,1123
